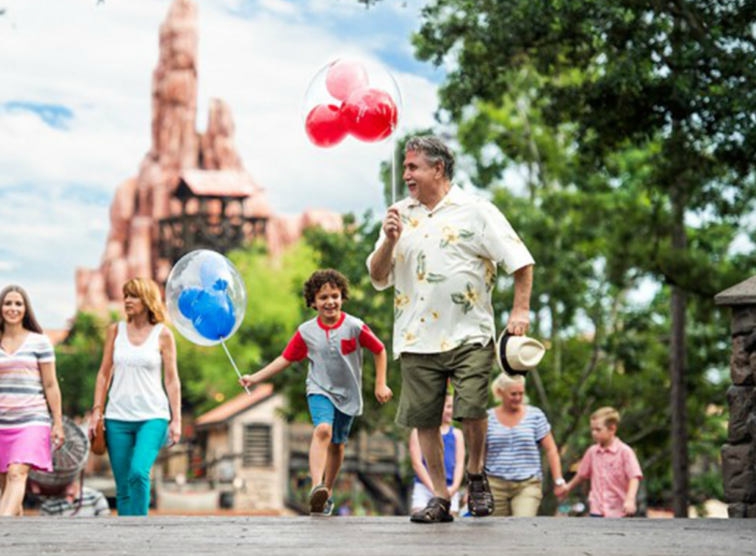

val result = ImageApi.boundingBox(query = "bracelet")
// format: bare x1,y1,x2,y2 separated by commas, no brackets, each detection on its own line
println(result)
554,477,566,486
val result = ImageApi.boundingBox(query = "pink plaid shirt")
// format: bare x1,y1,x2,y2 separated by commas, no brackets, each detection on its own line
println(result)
577,438,642,517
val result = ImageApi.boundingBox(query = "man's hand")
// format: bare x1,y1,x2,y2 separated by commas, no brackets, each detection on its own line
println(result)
506,307,531,336
375,384,393,404
383,207,403,243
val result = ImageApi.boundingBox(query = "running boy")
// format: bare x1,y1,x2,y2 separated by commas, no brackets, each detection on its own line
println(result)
561,407,643,517
239,269,391,515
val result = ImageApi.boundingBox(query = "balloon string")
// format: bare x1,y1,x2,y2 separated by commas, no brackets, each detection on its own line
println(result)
391,133,397,205
220,337,251,396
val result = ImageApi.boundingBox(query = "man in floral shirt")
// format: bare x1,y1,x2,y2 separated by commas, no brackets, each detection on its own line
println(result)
368,135,534,523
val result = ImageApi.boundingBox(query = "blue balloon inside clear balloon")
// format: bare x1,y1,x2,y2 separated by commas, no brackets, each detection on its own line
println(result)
191,290,236,341
165,250,247,347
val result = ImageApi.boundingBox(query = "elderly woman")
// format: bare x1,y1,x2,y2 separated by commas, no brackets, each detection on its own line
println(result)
484,372,566,516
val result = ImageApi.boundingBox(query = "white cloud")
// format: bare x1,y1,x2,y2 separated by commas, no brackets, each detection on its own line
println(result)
257,0,298,17
0,0,440,328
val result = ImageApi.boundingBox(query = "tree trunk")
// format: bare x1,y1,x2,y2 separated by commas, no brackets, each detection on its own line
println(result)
669,186,689,518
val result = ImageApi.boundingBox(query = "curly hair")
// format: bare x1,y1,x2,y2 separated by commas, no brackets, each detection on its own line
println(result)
303,269,349,308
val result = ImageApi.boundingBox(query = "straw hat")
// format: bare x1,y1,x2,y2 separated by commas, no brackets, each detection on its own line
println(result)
495,332,546,376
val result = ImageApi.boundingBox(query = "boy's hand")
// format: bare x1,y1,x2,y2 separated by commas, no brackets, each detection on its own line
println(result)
623,499,637,516
375,384,393,404
239,374,259,389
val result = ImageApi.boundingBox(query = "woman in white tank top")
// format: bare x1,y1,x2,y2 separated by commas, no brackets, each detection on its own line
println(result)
88,278,181,516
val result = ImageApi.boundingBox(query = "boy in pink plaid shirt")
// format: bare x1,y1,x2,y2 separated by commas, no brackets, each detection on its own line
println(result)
561,407,643,517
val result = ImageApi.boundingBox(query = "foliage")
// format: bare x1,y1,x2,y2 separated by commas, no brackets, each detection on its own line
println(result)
55,311,113,417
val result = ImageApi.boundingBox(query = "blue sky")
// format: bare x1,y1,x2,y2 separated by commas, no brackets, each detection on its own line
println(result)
0,0,443,328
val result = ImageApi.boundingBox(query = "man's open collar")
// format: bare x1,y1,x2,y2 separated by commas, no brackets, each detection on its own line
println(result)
407,183,463,210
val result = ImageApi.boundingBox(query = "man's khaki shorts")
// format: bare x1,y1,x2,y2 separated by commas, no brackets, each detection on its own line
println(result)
396,341,494,428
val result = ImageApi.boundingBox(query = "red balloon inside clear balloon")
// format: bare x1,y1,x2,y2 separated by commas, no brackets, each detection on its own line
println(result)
303,57,402,148
326,59,369,101
305,104,348,148
340,88,398,143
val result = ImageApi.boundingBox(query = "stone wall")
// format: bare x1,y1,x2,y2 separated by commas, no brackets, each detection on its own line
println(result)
716,277,756,518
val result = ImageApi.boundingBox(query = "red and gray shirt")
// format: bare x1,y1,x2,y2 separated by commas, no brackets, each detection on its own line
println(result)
282,312,384,417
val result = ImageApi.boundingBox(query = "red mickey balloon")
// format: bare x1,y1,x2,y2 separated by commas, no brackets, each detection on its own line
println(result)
326,59,369,102
340,88,398,143
305,104,348,148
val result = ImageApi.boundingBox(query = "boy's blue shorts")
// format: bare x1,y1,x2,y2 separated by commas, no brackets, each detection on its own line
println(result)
307,394,355,445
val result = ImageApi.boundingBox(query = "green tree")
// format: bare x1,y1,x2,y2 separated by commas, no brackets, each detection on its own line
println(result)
55,311,113,417
414,0,756,516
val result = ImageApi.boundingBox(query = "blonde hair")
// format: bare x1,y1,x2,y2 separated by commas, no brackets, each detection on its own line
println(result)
491,372,526,397
122,278,166,324
591,407,621,429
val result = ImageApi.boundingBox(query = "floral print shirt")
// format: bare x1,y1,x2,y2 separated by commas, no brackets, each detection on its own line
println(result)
367,185,535,359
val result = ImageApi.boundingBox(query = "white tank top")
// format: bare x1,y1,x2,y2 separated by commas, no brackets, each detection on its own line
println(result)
105,322,170,421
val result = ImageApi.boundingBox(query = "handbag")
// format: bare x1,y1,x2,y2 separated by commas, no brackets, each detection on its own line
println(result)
91,417,106,456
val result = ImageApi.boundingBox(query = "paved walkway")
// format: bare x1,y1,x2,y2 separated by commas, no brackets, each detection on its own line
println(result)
2,517,754,556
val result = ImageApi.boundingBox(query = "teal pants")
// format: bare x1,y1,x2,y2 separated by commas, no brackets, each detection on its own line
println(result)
105,418,168,516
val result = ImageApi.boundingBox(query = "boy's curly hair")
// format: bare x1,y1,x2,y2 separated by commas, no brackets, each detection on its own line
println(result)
303,269,350,308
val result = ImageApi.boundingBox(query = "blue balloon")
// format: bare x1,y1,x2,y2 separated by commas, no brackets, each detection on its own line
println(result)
191,290,236,341
166,250,247,347
200,257,231,292
178,287,202,320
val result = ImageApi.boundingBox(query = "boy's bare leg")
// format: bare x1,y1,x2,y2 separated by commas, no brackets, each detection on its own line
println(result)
417,427,451,500
309,424,333,486
463,418,487,474
323,443,346,495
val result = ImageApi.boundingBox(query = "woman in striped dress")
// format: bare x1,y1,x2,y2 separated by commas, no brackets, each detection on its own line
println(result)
0,285,64,516
484,372,566,516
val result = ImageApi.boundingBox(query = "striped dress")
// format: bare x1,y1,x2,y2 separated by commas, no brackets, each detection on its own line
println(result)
484,405,551,481
0,332,56,472
0,332,55,429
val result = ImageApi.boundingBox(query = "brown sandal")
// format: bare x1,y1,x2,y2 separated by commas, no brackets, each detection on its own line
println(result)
467,471,494,517
410,497,454,523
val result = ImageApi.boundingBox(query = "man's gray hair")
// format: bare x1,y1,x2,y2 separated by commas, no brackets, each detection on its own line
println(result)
405,135,455,180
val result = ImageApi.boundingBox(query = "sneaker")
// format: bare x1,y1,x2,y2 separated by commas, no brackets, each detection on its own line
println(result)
322,498,334,516
309,484,329,515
